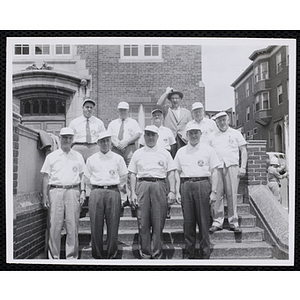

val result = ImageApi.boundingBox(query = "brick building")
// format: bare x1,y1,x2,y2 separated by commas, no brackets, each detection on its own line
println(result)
12,42,205,132
231,45,289,154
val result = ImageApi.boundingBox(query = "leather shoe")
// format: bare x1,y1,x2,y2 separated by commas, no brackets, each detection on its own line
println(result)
230,226,242,233
209,226,222,234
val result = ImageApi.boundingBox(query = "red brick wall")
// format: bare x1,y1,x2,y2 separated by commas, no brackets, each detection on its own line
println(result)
77,44,204,127
13,209,47,259
246,140,268,185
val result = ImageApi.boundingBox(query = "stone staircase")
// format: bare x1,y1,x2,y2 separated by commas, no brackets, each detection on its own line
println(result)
61,194,274,259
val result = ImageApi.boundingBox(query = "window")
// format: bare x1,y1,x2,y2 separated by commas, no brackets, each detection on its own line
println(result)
235,90,239,104
286,46,289,66
236,113,239,127
254,66,259,83
14,44,29,55
260,62,269,79
56,44,70,55
21,99,65,116
124,45,139,56
245,82,250,97
246,106,250,122
35,44,50,55
253,127,258,135
276,52,282,73
277,84,283,104
254,92,270,112
120,44,162,61
247,130,253,140
144,45,159,56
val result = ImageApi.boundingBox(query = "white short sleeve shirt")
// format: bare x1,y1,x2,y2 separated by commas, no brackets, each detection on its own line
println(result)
69,115,105,143
208,127,247,167
85,151,128,186
128,145,176,178
40,148,85,185
174,143,221,177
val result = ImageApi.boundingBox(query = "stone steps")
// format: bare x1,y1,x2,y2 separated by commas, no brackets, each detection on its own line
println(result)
67,241,273,260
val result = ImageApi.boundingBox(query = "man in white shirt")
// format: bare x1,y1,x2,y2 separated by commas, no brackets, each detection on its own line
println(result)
174,123,221,259
208,112,248,234
69,99,105,162
85,131,128,259
40,127,86,259
107,101,142,166
157,87,192,157
184,102,218,144
128,125,176,259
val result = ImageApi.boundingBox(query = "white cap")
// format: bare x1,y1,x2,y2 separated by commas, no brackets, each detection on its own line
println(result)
60,127,74,136
185,123,202,132
191,102,204,111
82,99,96,107
270,157,279,165
117,101,129,110
144,125,159,134
213,111,228,120
98,131,111,140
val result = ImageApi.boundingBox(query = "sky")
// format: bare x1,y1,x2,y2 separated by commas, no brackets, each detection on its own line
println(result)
201,41,282,111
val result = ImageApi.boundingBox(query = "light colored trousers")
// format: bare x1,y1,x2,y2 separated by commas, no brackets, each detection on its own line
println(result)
268,182,282,203
211,165,239,228
48,188,80,259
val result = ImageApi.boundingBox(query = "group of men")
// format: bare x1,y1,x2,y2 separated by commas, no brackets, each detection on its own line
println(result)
40,86,248,260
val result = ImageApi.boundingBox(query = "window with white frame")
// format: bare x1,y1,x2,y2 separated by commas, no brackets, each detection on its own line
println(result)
254,92,270,112
260,61,269,79
56,44,70,55
276,52,282,73
128,103,158,129
120,44,162,61
246,106,250,122
245,82,250,97
277,84,283,104
14,44,29,55
35,44,50,55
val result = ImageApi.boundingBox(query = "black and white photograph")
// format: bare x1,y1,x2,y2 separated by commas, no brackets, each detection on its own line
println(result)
5,36,296,267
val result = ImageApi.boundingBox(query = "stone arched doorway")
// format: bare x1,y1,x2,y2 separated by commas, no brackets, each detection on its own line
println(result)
13,70,89,135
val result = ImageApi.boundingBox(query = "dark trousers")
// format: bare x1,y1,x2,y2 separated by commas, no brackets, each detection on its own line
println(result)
181,179,211,259
136,180,168,259
89,187,121,259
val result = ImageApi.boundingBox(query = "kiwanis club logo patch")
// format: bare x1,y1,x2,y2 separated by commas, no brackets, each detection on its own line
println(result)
198,160,204,167
72,166,78,172
228,136,234,144
109,170,116,176
158,161,164,167
91,130,96,135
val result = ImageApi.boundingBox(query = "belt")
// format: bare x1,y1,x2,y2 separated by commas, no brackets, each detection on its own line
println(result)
73,142,97,145
50,184,80,189
92,185,118,189
181,177,209,183
138,177,166,182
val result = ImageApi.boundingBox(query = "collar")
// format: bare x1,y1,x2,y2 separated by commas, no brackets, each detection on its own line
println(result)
98,150,112,158
144,145,158,151
187,142,200,150
171,106,181,111
58,148,75,156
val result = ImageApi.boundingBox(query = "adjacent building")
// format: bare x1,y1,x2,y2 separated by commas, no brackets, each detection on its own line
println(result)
231,45,289,154
12,42,205,133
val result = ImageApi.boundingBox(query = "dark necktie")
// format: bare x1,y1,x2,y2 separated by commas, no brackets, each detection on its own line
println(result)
86,118,92,143
118,119,125,140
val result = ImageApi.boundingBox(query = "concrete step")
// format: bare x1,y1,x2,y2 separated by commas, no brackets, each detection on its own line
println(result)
73,241,273,260
120,202,250,217
78,213,257,231
63,226,265,246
